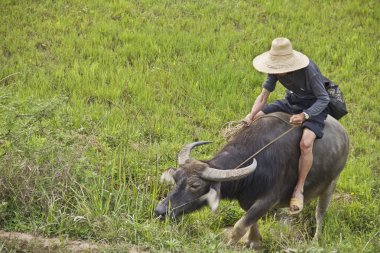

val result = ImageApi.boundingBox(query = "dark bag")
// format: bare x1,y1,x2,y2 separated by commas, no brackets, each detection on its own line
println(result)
325,82,348,120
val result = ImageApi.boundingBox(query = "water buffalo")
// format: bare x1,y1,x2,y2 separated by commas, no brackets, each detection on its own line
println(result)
155,112,349,249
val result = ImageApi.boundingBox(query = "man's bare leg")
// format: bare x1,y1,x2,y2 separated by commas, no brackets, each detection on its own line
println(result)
290,128,316,213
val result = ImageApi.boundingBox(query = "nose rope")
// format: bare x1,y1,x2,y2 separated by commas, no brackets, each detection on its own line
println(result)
167,192,210,213
165,115,301,214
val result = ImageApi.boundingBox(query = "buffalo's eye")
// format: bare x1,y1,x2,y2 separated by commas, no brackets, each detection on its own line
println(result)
189,183,201,191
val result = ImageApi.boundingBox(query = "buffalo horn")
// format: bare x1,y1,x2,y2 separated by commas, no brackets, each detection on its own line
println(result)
178,141,212,166
201,159,257,182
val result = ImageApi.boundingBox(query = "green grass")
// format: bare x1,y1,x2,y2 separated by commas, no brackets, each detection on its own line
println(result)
1,0,379,252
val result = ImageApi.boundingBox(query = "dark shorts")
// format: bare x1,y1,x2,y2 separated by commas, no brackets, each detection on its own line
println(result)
262,98,328,139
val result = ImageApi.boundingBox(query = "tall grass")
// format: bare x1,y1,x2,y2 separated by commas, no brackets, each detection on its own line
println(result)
1,0,379,252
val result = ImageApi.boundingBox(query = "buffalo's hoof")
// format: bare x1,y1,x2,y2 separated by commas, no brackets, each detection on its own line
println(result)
227,238,239,247
245,240,261,251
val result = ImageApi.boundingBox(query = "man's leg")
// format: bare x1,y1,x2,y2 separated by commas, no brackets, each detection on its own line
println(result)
290,128,316,213
253,111,265,120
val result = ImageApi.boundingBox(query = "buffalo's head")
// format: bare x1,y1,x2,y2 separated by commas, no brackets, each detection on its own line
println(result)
155,141,257,219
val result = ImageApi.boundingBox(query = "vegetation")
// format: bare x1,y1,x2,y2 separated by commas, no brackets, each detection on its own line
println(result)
1,0,379,252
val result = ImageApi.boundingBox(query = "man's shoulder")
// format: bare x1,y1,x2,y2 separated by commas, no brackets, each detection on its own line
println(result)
305,59,321,75
305,59,331,84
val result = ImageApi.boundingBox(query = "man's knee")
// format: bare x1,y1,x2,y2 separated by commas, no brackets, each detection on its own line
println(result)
300,128,316,152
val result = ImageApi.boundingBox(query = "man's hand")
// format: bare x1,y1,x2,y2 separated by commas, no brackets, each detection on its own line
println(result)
289,113,306,125
242,113,253,125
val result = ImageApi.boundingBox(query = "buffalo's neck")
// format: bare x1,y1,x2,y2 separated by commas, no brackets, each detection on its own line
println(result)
206,143,276,202
220,180,244,199
207,147,250,171
207,149,253,200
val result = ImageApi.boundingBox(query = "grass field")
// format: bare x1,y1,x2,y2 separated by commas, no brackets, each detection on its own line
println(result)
1,0,379,252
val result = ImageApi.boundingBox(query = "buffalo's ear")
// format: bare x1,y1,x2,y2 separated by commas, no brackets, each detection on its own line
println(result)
160,168,176,185
207,183,221,212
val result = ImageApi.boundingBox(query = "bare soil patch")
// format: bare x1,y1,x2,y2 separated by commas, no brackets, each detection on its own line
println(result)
0,230,99,252
0,230,147,253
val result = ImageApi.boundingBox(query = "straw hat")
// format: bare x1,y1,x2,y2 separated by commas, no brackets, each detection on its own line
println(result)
252,38,310,74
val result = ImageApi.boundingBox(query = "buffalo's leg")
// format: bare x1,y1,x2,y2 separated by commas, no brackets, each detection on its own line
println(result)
313,177,338,241
228,199,273,246
246,222,262,250
228,217,249,246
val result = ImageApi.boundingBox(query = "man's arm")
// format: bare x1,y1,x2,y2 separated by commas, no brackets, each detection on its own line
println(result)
304,76,330,117
243,88,270,123
289,74,330,125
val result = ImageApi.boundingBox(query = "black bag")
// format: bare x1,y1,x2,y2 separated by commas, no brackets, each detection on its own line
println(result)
325,82,348,120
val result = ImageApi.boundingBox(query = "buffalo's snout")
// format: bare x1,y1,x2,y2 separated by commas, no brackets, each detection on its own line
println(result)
154,203,167,219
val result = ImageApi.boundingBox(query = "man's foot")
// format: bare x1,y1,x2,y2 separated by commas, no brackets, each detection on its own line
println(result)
289,192,304,214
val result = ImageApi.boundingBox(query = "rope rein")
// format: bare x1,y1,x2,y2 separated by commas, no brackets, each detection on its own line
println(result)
231,114,301,170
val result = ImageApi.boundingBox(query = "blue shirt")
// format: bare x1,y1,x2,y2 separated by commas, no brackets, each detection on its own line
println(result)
262,60,330,117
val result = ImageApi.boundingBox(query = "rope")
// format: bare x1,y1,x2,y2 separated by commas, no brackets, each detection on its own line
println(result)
220,114,295,140
230,114,301,170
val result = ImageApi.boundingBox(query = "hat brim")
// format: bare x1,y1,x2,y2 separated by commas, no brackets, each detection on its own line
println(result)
252,50,309,74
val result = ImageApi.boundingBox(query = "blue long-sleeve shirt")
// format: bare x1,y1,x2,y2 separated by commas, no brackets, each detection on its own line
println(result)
262,60,330,117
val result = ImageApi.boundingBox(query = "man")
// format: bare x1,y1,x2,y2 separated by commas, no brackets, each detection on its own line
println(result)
244,37,330,214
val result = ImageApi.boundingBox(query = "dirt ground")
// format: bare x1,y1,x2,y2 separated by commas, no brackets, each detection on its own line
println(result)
0,230,146,253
